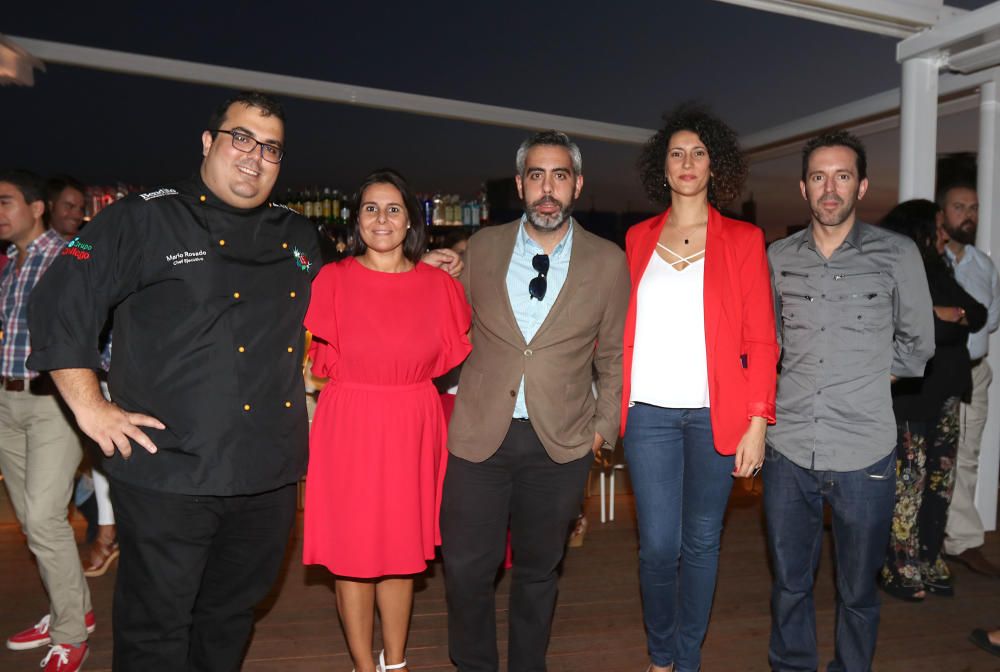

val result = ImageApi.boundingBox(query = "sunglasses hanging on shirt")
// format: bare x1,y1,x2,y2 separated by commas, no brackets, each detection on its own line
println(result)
529,253,549,301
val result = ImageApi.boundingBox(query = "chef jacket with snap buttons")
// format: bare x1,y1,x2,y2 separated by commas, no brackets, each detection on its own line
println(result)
27,176,323,496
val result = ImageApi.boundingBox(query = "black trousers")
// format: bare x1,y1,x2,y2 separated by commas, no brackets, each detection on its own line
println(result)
440,420,592,672
109,479,297,672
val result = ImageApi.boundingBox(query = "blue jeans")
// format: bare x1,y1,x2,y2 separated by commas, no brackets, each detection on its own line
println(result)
624,404,735,671
763,445,895,672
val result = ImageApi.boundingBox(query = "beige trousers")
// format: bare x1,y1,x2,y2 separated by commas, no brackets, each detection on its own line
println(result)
944,359,992,555
0,387,92,644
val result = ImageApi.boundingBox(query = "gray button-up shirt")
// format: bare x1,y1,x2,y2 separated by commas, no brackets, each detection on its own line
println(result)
767,221,934,471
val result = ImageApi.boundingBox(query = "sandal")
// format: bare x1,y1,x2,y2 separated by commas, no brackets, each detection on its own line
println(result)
878,576,925,602
378,649,407,671
923,577,954,597
84,538,119,578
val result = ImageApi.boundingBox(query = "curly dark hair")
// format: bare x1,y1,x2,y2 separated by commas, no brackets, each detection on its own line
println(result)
637,103,747,207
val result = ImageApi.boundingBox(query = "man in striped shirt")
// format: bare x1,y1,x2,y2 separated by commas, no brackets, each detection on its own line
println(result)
0,170,93,672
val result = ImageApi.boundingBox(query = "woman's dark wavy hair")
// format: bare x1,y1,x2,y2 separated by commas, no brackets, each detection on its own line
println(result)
637,102,747,208
347,168,427,263
879,199,946,273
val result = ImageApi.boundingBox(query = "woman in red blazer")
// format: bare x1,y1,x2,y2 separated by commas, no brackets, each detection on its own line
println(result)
621,104,778,672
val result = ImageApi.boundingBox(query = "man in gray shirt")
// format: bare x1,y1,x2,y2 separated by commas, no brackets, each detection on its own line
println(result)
765,130,934,672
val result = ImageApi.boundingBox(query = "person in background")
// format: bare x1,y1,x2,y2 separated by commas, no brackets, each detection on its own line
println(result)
45,175,86,239
46,174,120,577
766,130,935,671
0,169,94,672
303,169,471,672
938,182,1000,578
877,199,986,601
621,103,778,672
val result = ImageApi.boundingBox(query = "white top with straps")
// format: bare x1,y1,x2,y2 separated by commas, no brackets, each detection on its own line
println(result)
630,245,710,409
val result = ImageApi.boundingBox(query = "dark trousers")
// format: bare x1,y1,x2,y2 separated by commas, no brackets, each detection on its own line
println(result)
110,479,297,672
441,420,593,672
763,446,895,672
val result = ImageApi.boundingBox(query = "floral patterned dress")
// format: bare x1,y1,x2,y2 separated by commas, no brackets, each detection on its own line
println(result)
881,262,986,595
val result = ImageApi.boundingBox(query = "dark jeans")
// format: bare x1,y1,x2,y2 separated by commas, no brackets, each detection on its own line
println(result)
440,420,592,672
110,479,297,672
763,446,895,672
623,404,734,672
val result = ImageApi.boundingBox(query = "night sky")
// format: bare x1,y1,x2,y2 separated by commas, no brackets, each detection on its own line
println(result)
3,0,993,239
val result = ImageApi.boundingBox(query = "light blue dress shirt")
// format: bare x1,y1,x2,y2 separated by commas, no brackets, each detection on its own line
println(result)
506,216,574,419
946,244,1000,360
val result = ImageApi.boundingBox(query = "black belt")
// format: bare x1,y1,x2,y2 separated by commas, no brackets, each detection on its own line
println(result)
0,375,55,395
512,417,531,423
970,357,985,368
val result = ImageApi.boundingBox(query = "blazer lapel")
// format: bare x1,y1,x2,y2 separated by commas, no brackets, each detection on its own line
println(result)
492,222,527,347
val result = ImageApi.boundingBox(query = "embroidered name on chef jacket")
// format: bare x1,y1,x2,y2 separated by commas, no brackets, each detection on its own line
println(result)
166,249,208,266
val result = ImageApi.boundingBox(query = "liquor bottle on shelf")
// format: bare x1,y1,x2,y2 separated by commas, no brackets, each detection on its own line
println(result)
302,187,315,220
432,193,444,226
321,187,333,223
423,194,434,227
314,187,324,221
479,184,490,225
332,189,343,221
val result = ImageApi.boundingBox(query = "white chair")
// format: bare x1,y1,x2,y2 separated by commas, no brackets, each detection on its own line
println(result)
599,463,627,523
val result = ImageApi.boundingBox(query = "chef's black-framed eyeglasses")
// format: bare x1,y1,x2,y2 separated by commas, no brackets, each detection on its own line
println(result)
529,253,549,301
211,128,285,164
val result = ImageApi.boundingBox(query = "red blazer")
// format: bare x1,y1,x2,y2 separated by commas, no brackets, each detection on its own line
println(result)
620,206,778,455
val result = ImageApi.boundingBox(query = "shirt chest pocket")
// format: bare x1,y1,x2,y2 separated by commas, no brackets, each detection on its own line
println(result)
778,271,813,334
832,272,892,348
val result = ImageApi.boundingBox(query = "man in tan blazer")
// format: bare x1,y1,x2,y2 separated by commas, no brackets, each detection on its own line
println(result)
441,131,629,672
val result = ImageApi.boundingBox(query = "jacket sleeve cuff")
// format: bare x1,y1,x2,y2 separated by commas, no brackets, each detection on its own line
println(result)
747,402,776,425
594,417,620,448
26,344,102,374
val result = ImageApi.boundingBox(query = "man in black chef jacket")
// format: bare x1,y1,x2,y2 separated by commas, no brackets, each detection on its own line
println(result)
30,91,334,670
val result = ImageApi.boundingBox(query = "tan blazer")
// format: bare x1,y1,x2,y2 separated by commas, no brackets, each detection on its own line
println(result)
447,220,630,464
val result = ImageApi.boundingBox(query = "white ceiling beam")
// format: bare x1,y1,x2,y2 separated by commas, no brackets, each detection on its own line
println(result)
5,35,654,146
897,1,1000,60
713,0,964,38
743,68,1000,161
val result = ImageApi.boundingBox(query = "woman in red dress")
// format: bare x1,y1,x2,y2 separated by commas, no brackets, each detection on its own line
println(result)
304,169,471,672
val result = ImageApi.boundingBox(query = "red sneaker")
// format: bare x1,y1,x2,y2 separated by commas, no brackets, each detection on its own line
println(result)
5,611,96,650
40,643,89,671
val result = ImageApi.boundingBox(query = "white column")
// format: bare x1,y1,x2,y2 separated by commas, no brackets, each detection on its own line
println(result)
978,76,1000,532
899,57,941,201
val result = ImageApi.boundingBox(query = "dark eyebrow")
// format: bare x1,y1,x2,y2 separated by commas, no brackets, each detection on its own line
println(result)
525,166,572,174
230,126,283,149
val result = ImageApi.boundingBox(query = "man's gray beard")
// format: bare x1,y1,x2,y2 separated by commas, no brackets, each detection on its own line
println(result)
525,205,573,232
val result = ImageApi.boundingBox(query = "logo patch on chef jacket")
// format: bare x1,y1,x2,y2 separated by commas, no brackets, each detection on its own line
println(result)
165,249,207,266
62,237,93,260
138,188,178,201
292,247,312,272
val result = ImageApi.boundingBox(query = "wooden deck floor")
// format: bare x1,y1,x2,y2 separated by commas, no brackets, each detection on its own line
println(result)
1,483,998,671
